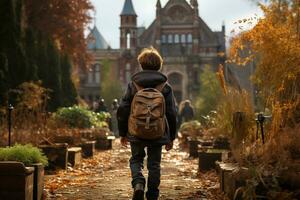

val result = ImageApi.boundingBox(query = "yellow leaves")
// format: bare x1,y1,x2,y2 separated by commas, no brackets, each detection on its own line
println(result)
227,36,255,67
277,81,285,93
217,52,225,57
287,72,296,80
216,64,227,95
228,1,300,132
235,17,256,24
240,44,244,50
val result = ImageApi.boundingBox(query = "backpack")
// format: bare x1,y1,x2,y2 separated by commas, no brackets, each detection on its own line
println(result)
128,81,166,140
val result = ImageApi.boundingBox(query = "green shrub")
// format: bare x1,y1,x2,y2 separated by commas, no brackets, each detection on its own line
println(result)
96,112,111,122
53,106,109,128
179,120,203,137
0,144,48,166
194,65,223,118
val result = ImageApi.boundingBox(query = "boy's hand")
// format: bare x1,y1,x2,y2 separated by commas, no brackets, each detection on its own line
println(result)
120,137,128,147
165,141,173,151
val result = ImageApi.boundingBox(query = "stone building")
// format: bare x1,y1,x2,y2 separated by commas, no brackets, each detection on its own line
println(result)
78,27,120,105
79,0,226,104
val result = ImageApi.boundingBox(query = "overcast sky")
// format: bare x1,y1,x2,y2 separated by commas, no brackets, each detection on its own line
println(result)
89,0,263,48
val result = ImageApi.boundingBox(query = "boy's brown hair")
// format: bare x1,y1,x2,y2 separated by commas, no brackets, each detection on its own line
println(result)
137,46,163,71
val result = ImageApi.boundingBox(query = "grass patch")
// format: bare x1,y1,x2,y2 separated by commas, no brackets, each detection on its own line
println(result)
0,144,48,166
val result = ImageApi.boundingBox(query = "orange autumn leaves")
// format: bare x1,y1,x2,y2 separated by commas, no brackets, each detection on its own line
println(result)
24,0,94,64
228,1,300,130
216,64,227,96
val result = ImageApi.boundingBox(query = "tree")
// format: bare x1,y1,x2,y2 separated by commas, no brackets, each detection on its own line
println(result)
194,65,223,118
35,36,77,111
43,40,63,111
0,0,31,104
60,54,77,107
100,60,123,107
0,0,88,110
229,0,300,130
24,28,38,81
0,54,8,105
24,0,94,64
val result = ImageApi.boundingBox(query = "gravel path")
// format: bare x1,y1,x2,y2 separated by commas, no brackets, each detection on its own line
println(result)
45,140,226,200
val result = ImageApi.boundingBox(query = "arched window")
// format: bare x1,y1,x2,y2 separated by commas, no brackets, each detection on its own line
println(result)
88,66,93,83
174,34,179,43
169,73,183,85
126,33,131,49
181,34,186,43
168,34,173,44
125,63,131,83
161,35,166,43
187,34,193,43
94,64,100,84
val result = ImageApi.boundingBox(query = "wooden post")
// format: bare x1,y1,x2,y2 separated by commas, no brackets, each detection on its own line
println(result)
232,112,246,147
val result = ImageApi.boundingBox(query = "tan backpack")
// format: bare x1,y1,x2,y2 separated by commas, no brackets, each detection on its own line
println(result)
128,81,166,140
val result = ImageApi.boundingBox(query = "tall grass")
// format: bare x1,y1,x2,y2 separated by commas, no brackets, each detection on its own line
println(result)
0,144,48,166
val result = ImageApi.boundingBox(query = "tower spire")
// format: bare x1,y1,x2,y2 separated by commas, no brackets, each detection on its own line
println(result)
190,0,198,8
120,0,137,50
190,0,199,18
156,0,161,8
156,0,161,18
121,0,137,16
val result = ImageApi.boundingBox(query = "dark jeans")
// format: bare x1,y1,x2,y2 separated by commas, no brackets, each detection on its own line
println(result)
130,142,162,200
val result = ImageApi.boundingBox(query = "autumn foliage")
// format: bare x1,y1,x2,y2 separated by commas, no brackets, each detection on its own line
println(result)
229,0,300,133
24,0,94,64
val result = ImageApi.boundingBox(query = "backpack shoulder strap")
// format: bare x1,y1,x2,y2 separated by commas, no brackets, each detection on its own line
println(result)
155,82,167,92
132,81,143,92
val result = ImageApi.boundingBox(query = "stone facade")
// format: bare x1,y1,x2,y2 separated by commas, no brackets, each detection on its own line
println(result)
79,0,226,104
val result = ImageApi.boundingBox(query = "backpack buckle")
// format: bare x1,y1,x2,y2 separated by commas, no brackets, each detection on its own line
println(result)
146,117,150,129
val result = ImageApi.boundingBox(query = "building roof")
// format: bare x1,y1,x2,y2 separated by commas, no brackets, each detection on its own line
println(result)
137,27,146,37
120,0,137,16
87,26,109,50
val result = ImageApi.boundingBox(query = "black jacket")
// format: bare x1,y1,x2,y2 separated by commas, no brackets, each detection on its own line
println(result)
117,70,177,145
180,105,194,122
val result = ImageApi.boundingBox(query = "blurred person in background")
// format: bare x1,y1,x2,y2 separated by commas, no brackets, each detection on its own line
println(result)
179,100,194,123
95,98,108,113
111,99,119,136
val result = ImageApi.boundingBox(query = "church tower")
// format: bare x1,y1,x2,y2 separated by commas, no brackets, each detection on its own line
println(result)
119,0,138,85
191,0,200,54
120,0,137,50
154,0,162,49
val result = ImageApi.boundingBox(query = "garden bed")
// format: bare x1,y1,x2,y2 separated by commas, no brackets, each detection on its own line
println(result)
198,149,228,171
215,162,239,193
81,141,96,158
68,147,82,167
39,143,68,170
0,161,34,200
54,135,75,146
187,137,201,158
31,163,44,200
95,136,115,150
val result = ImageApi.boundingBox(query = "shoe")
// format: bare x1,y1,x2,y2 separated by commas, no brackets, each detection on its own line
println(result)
132,183,144,200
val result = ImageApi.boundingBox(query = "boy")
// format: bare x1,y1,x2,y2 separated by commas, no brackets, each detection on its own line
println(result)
117,47,177,200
